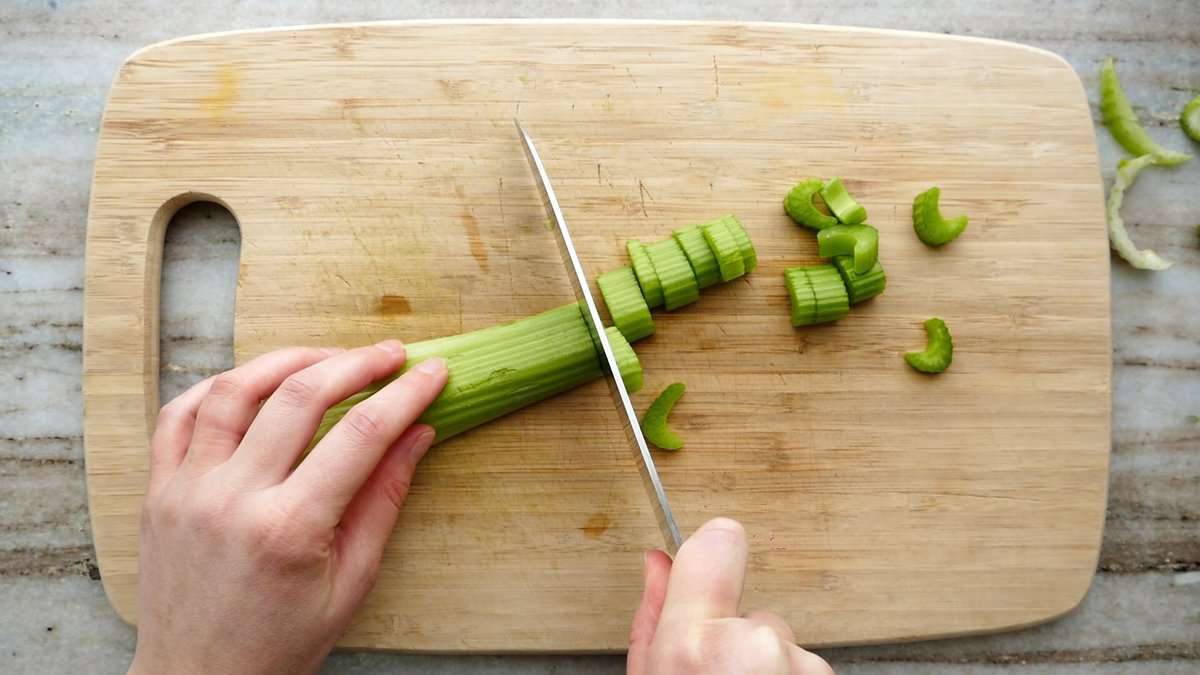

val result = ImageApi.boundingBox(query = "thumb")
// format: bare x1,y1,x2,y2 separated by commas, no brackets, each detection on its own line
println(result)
333,425,436,599
659,517,748,624
627,549,672,675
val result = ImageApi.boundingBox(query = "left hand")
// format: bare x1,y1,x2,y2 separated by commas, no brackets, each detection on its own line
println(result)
128,341,448,675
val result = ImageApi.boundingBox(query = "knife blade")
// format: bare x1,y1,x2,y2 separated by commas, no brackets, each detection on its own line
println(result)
515,120,683,554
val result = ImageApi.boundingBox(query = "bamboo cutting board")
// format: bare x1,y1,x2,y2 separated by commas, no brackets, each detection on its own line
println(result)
83,21,1111,651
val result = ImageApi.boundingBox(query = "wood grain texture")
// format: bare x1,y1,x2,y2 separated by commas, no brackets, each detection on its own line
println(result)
83,20,1111,652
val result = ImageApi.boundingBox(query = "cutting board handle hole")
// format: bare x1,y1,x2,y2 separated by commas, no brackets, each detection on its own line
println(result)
155,195,241,405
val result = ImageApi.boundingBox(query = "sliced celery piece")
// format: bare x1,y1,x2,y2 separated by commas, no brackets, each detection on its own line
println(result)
808,265,850,324
701,218,746,282
817,224,879,274
597,266,655,342
626,240,664,309
640,382,686,450
310,301,637,448
905,317,953,374
820,178,868,225
720,215,758,272
1101,57,1192,165
784,267,817,327
912,187,968,247
784,179,839,230
784,264,848,327
672,226,721,289
645,238,700,310
833,256,886,304
606,326,643,393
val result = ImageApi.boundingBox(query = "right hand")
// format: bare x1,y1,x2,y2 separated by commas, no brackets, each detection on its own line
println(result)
627,518,835,674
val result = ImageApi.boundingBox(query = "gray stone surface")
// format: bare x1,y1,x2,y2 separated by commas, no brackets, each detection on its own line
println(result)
2,1,1198,673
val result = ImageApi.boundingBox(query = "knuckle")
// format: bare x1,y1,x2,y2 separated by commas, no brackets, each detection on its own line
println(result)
797,650,835,675
208,371,244,399
155,401,181,428
276,374,320,409
250,500,326,568
379,471,414,511
184,494,231,533
673,623,722,670
342,405,387,444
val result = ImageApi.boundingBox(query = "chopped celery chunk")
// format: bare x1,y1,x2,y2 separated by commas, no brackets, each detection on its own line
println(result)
820,178,868,225
905,317,953,374
673,225,721,289
701,218,746,281
817,224,879,274
597,266,655,342
833,256,886,304
784,264,849,327
645,238,700,310
605,325,643,393
720,215,758,272
626,240,664,309
912,187,968,247
784,179,839,230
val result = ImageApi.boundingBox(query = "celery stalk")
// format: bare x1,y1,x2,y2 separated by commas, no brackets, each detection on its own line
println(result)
310,302,640,447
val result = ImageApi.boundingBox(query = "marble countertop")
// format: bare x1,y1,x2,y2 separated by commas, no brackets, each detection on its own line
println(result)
2,1,1197,673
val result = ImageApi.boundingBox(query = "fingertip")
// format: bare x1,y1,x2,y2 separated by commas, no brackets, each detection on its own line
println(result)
697,517,745,538
413,357,447,376
790,645,835,675
374,339,406,356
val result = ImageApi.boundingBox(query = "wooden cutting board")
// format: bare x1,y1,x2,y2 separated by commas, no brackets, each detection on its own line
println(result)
83,20,1111,651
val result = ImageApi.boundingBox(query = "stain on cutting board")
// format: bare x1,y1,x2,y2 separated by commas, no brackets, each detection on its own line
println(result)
581,512,611,539
201,64,239,118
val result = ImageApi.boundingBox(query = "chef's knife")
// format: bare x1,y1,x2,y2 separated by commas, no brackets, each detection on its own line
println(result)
515,121,683,554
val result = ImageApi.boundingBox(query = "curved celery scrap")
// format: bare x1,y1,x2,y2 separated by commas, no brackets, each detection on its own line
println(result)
816,224,879,274
820,178,868,225
1107,154,1173,270
640,382,686,450
905,317,953,374
784,179,839,230
1182,95,1200,143
912,187,968,247
1101,57,1192,166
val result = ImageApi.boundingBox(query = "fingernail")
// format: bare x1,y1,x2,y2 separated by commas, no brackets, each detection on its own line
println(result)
375,339,405,354
414,357,446,374
410,429,436,461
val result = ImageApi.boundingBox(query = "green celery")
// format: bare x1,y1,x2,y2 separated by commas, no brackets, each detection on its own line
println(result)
817,224,879,274
640,382,686,450
597,266,655,342
905,317,953,374
309,302,639,448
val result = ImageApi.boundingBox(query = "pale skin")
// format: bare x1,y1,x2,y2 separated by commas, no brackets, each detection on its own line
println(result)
131,343,834,675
